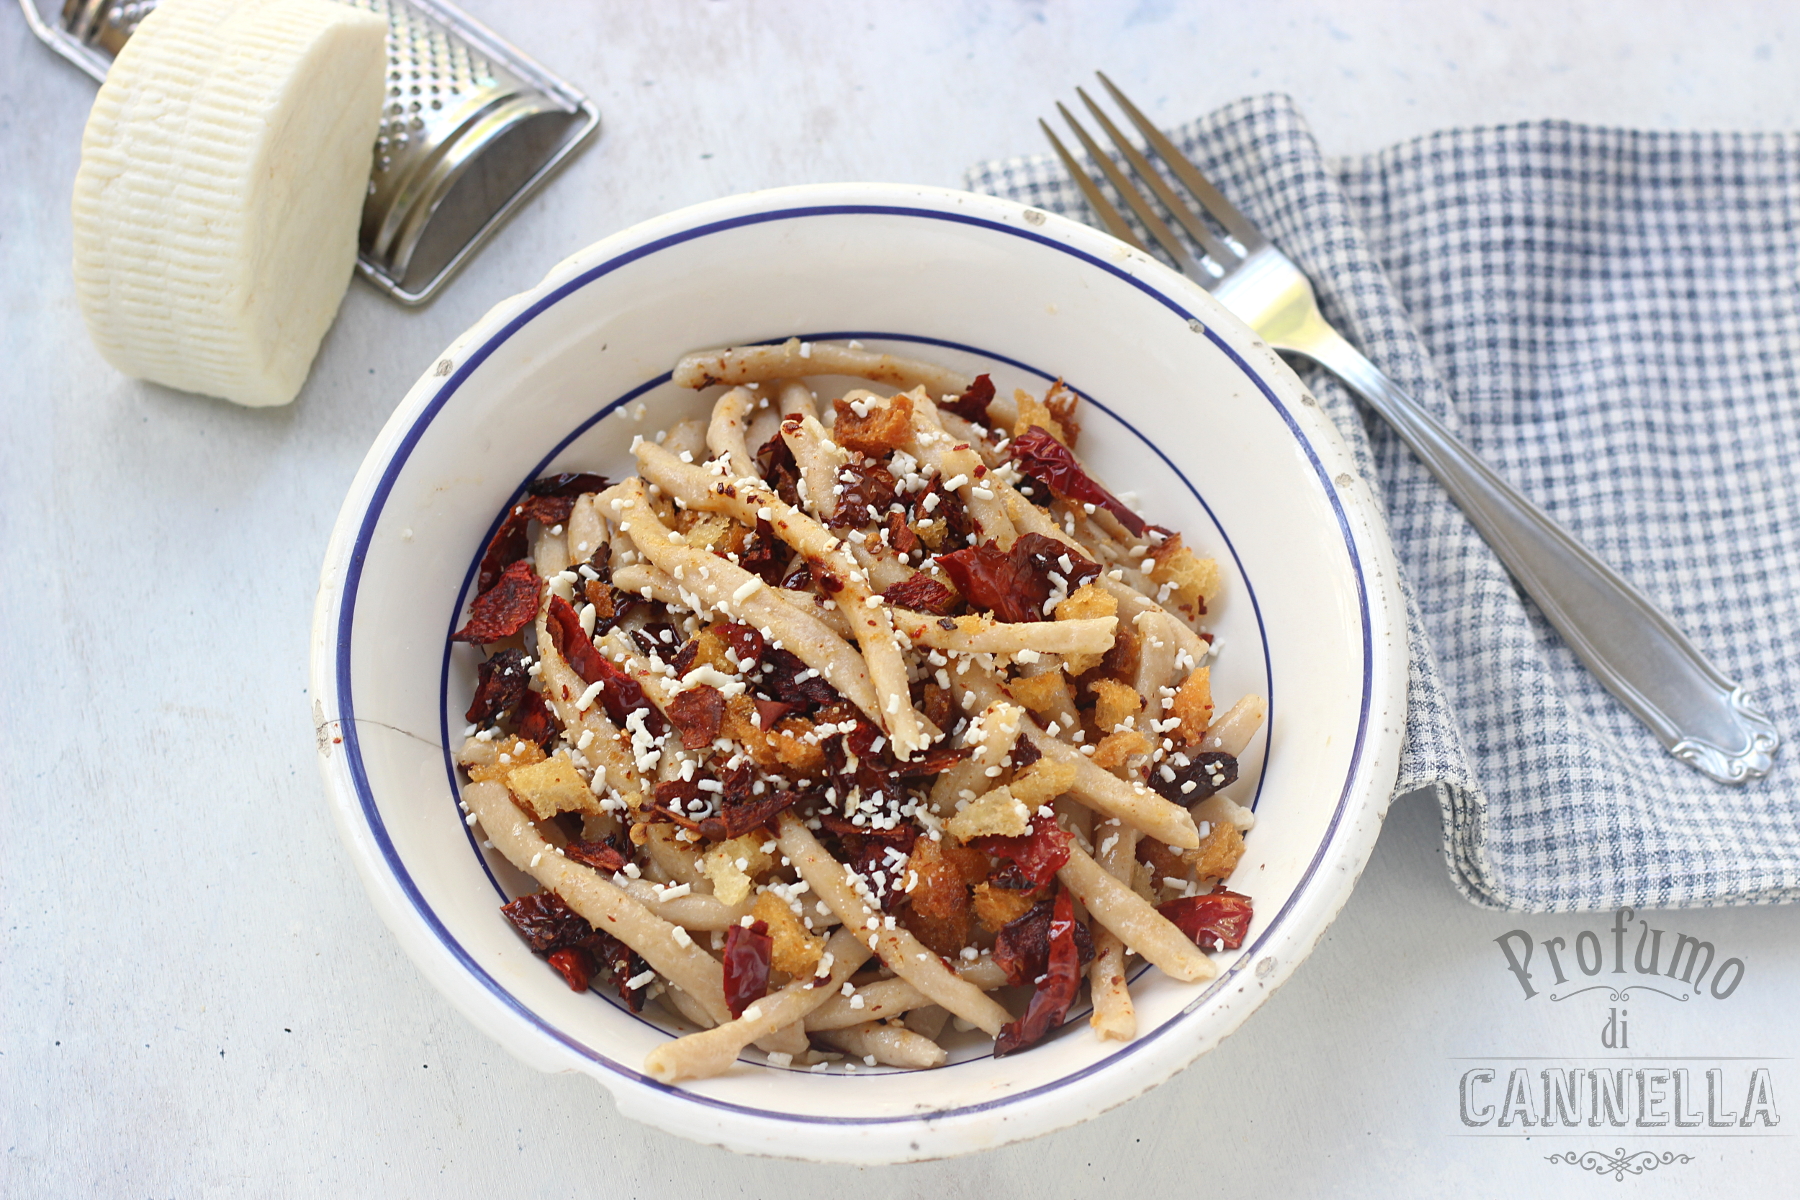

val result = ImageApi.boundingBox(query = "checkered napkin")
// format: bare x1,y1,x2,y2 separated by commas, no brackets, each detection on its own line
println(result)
967,94,1800,912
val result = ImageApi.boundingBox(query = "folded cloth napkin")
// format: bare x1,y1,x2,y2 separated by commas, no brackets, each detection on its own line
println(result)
968,94,1800,912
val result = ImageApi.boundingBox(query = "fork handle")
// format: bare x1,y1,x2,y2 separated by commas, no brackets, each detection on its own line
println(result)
1291,323,1778,784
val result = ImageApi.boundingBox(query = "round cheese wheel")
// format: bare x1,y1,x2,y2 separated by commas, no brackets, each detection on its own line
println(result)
71,0,388,407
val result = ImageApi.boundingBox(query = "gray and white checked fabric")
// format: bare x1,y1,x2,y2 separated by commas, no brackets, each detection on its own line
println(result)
968,94,1800,912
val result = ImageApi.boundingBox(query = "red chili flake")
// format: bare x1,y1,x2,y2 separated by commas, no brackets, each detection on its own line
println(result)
893,742,973,776
464,647,528,725
1010,425,1156,537
697,788,806,842
738,518,788,585
1015,531,1101,590
722,919,773,1018
653,760,761,833
755,647,844,708
633,622,681,659
564,838,629,873
756,430,804,509
812,562,844,593
816,814,921,909
934,542,1040,623
780,562,813,590
546,596,667,737
935,533,1098,624
584,580,634,638
512,688,561,746
991,892,1096,986
452,559,542,644
475,493,580,595
546,946,593,991
545,594,608,680
1149,751,1238,803
589,934,651,1013
753,698,801,730
1157,889,1255,951
994,887,1085,1056
885,511,921,560
911,475,976,549
650,779,707,830
881,573,956,615
527,472,609,498
941,374,996,425
1010,731,1043,769
665,685,727,749
500,891,592,953
825,461,899,527
715,622,767,666
975,816,1073,889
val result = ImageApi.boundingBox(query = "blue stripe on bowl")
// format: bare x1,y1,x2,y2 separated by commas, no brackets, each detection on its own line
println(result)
332,203,1373,1126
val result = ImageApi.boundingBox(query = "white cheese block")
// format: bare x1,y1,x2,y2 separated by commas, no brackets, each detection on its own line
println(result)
71,0,387,408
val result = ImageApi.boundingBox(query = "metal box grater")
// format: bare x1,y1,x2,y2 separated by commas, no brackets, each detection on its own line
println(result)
22,0,601,305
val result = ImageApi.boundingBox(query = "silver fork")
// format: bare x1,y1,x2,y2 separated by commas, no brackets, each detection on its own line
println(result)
1045,73,1778,785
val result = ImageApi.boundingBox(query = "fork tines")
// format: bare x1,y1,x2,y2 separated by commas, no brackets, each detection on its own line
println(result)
1044,73,1265,281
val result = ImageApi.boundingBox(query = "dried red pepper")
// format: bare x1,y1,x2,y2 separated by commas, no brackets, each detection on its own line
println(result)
975,815,1072,889
665,684,727,749
1010,425,1155,537
935,532,1099,624
714,621,768,666
738,518,788,584
754,647,843,709
1157,889,1254,951
511,688,560,746
464,647,528,724
935,542,1042,623
452,559,542,644
545,595,667,736
832,821,922,909
546,947,593,992
826,461,899,528
992,893,1096,986
751,698,799,730
564,838,629,873
475,492,579,595
884,510,922,559
526,472,609,499
1149,751,1238,804
942,374,996,425
545,594,608,680
756,430,804,509
722,919,773,1018
882,573,956,615
697,788,806,842
994,887,1083,1056
892,741,973,777
500,891,592,953
591,935,652,1014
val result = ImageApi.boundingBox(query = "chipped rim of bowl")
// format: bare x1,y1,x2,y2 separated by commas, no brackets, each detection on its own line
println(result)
309,182,1408,1163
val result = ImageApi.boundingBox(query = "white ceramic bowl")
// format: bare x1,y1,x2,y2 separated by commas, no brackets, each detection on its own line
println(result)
310,183,1407,1163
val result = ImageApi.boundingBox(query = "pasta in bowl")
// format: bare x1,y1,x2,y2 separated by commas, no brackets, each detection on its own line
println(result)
311,183,1406,1162
454,339,1266,1080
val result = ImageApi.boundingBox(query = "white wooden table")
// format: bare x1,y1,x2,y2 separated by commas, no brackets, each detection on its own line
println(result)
5,3,1797,1194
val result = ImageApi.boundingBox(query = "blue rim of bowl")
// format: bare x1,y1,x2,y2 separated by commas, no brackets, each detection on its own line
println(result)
435,330,1273,1062
331,200,1374,1127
